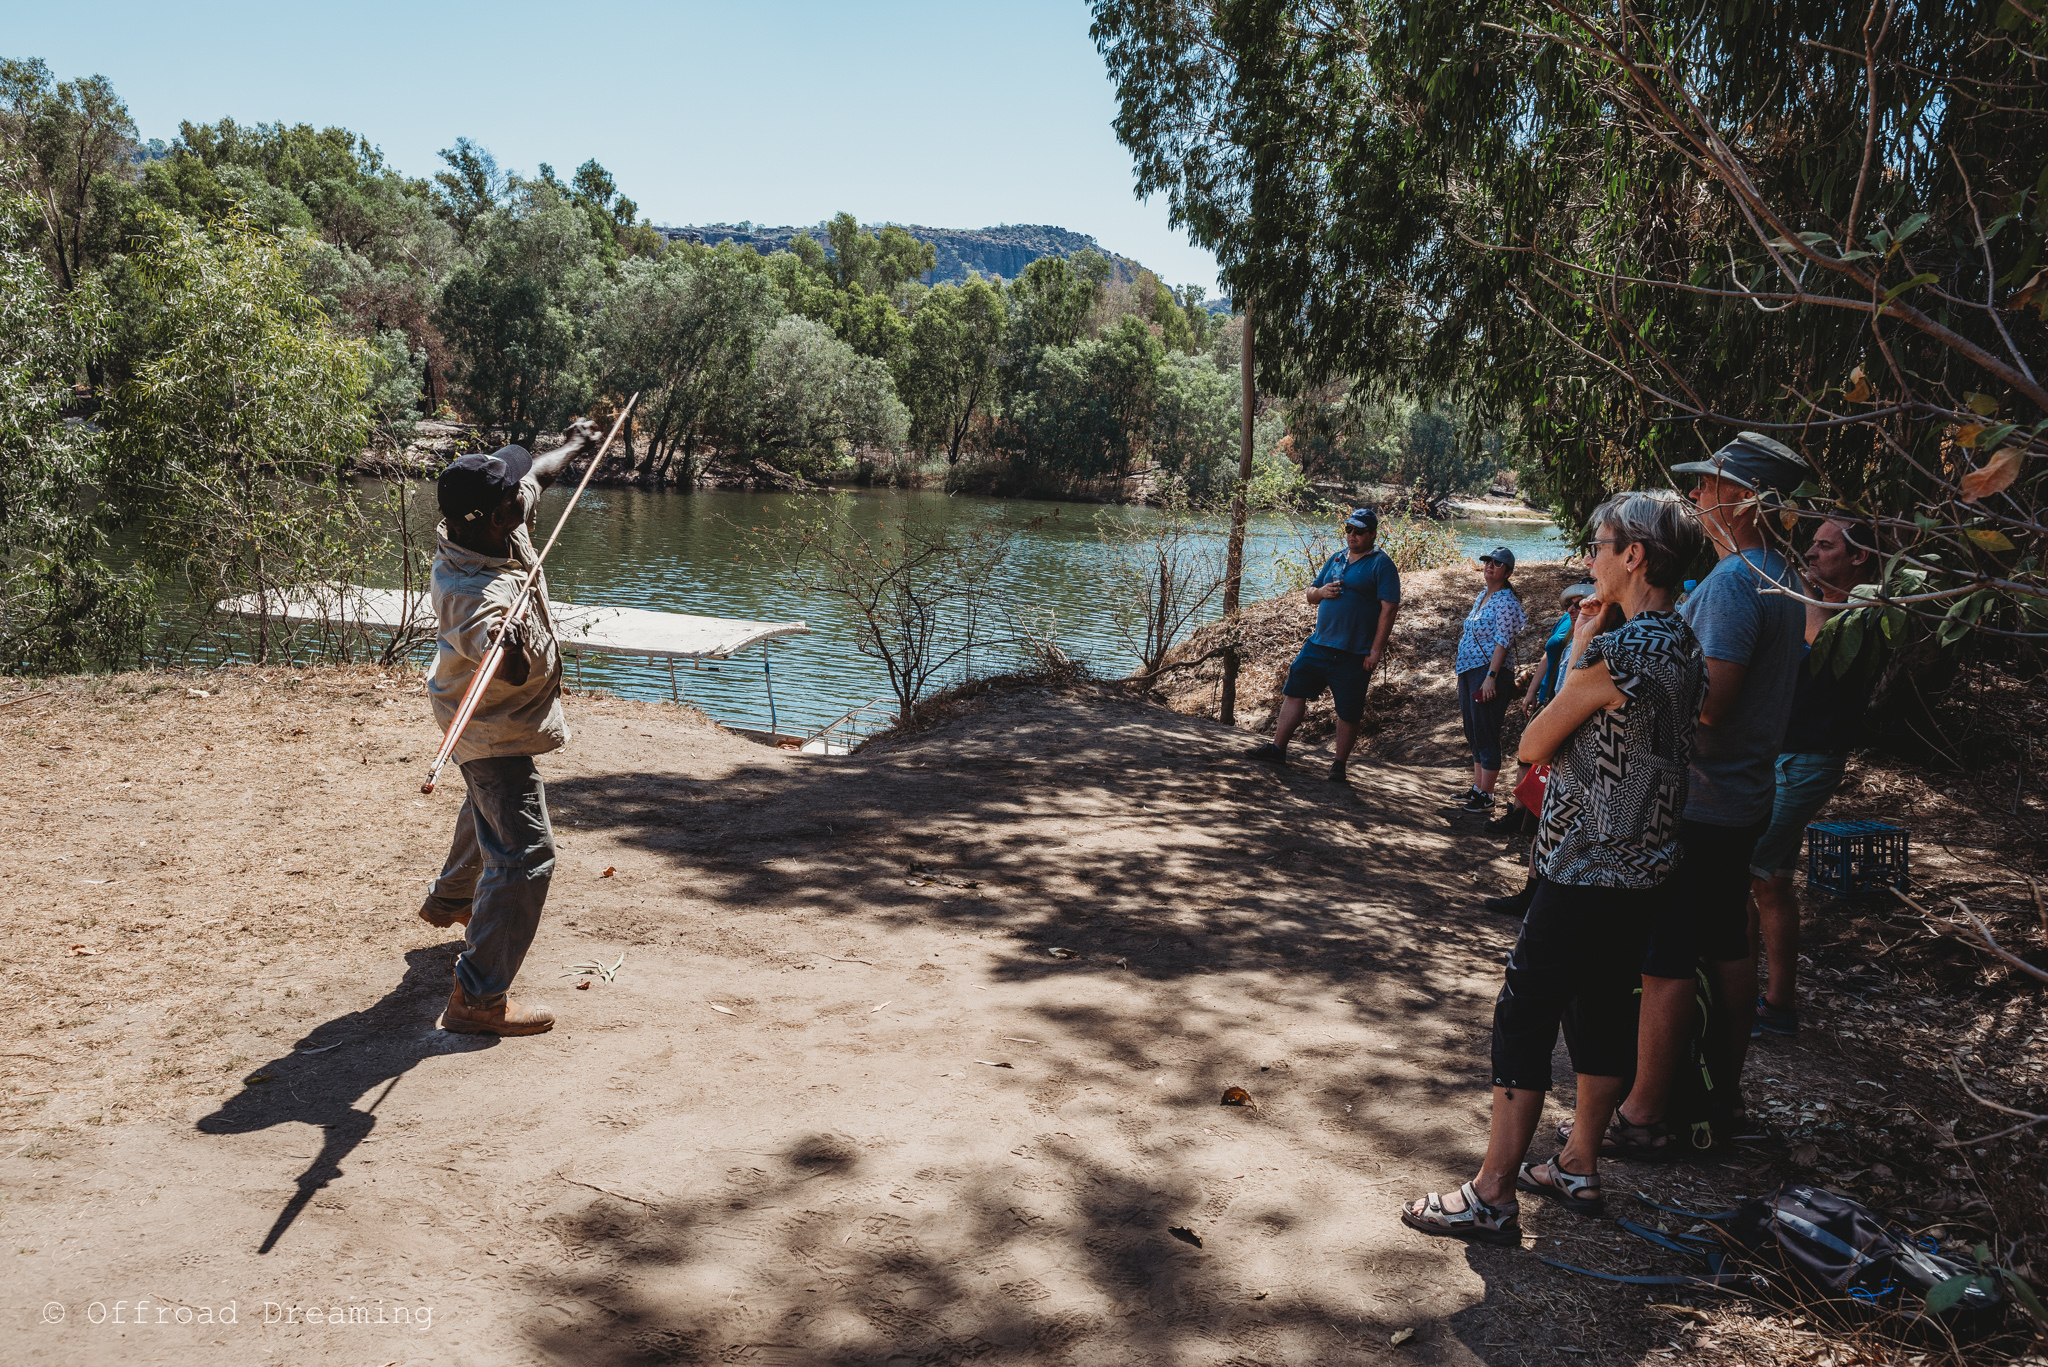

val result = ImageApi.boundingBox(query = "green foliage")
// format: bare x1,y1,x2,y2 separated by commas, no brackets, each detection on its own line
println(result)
726,316,908,478
0,186,148,671
901,277,1006,463
1148,350,1239,490
823,212,936,297
1092,0,2047,640
105,209,377,661
0,56,138,293
1005,315,1165,486
433,180,605,445
595,245,778,482
431,137,503,246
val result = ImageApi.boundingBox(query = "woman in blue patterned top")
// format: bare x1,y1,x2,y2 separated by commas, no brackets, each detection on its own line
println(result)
1404,491,1705,1245
1451,547,1528,813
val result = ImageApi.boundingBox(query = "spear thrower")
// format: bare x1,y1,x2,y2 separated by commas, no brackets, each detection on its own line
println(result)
420,394,638,795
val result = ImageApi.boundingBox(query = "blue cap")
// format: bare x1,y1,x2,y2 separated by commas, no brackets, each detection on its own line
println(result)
1343,507,1378,532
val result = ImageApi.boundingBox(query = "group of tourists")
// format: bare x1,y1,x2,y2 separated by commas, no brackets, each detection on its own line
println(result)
1246,432,1873,1245
414,420,1874,1260
1405,434,1878,1243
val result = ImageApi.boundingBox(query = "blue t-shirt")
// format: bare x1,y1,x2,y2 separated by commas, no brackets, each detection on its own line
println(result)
1309,548,1402,655
1678,548,1806,825
1535,614,1573,704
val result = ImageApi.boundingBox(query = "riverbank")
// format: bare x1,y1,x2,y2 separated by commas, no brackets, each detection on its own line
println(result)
357,421,1559,525
2,601,2041,1363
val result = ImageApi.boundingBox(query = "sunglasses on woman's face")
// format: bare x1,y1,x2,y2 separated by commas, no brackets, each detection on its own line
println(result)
1585,538,1623,558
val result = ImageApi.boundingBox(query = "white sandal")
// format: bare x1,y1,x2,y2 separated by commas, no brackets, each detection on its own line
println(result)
1400,1181,1522,1246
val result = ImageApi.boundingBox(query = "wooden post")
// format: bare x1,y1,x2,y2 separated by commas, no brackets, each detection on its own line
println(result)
1219,305,1255,724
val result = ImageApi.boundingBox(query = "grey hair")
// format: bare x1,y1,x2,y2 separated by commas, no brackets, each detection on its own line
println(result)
1588,489,1705,589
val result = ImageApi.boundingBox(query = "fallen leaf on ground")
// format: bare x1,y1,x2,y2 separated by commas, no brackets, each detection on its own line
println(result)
1168,1226,1203,1248
244,1074,273,1085
708,1003,737,1015
870,1001,891,1012
67,945,95,956
575,980,590,989
185,689,209,699
1048,947,1078,959
1220,1087,1254,1106
1789,1142,1821,1165
600,866,616,878
974,1059,1013,1068
1250,1290,1268,1300
1391,1327,1415,1346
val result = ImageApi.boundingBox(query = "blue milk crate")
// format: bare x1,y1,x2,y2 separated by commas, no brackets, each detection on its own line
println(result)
1805,819,1909,895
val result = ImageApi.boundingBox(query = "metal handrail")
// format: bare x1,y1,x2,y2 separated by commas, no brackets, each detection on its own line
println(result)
802,699,895,752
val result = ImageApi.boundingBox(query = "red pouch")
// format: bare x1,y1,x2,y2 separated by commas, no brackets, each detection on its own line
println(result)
1513,764,1550,814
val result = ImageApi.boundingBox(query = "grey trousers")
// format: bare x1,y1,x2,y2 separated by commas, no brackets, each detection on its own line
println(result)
424,755,555,1001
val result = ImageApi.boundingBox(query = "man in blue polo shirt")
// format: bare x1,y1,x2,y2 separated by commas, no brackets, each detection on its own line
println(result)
1247,506,1402,784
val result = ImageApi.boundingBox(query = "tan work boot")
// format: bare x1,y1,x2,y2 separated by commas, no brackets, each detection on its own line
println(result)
442,985,553,1036
417,896,472,929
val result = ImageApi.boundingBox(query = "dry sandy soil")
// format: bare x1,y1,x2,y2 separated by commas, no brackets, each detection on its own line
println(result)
3,564,2044,1366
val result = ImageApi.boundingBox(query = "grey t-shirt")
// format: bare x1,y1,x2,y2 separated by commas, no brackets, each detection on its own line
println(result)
1678,548,1806,825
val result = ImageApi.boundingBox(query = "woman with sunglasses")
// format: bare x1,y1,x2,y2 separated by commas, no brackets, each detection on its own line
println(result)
1403,491,1705,1243
1450,547,1528,813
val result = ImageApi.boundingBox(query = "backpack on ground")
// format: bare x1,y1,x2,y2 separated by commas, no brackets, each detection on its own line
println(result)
1644,966,1739,1153
1546,1185,2008,1338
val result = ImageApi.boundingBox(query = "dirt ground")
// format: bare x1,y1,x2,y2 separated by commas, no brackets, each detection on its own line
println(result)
4,563,2045,1366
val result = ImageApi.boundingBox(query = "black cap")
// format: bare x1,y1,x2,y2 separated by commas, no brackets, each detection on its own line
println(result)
437,445,533,525
1343,506,1378,532
1671,431,1810,497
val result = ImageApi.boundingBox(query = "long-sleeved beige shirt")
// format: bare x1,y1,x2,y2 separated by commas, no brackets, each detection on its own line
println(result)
427,475,569,764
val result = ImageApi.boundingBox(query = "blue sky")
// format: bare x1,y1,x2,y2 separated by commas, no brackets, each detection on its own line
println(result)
8,0,1223,293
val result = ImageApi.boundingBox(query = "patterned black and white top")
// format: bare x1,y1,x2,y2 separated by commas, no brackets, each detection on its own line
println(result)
1533,611,1708,889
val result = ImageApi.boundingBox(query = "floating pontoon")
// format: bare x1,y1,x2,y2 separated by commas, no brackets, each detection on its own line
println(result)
214,584,858,747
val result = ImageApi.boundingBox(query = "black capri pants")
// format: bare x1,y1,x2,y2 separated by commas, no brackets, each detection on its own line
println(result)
1457,666,1510,770
1490,877,1657,1091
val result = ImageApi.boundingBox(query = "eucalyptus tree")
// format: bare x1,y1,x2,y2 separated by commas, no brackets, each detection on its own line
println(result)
431,137,504,246
104,210,376,662
0,57,137,295
725,316,908,478
900,277,1006,464
1148,349,1239,490
433,180,606,446
596,246,778,483
0,187,145,672
1092,0,2047,645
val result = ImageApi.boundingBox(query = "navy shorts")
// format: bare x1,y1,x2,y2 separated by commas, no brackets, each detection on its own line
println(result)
1283,641,1370,724
1641,817,1770,979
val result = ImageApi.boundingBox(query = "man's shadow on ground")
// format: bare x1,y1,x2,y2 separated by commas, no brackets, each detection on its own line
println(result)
194,943,494,1254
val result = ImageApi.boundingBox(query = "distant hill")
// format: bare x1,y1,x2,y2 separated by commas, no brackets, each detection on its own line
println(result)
657,220,1157,288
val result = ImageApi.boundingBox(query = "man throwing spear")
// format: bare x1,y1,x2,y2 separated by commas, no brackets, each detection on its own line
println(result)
417,418,604,1036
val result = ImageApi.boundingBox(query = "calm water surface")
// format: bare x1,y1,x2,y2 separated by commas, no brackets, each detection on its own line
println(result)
484,487,1566,736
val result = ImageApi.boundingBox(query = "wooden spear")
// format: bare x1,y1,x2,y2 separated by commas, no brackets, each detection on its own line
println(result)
421,395,638,795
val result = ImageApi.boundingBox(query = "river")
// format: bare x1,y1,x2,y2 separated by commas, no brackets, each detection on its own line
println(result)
477,486,1567,737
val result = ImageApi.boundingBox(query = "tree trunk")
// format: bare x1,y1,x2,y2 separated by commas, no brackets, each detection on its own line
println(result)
1219,305,1254,724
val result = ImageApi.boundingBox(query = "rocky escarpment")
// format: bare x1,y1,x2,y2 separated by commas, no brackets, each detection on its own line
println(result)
658,220,1148,285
